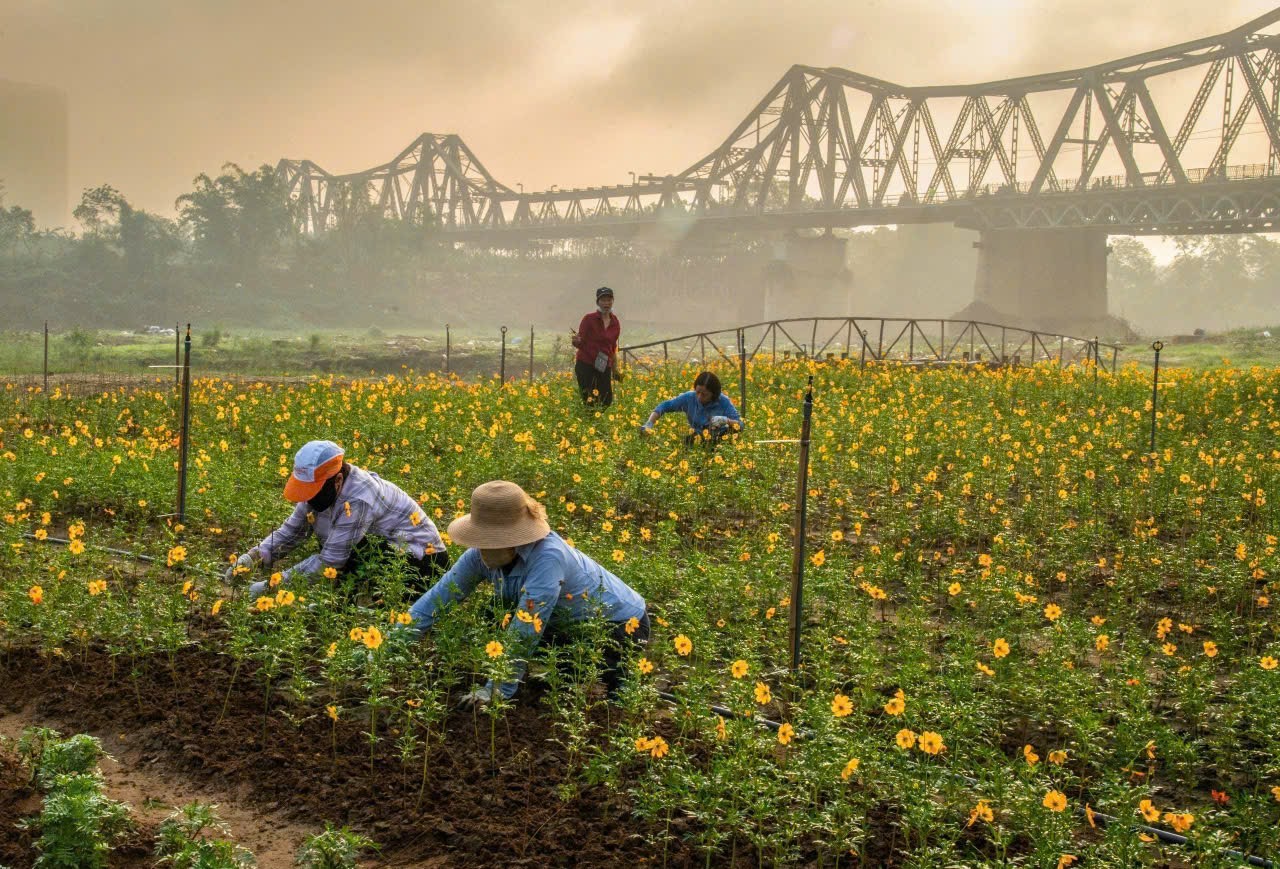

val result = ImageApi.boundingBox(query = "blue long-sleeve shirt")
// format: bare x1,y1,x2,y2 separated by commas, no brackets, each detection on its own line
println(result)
406,532,647,698
651,390,744,433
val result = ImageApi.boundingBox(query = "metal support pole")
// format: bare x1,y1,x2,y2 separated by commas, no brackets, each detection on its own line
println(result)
788,375,815,674
1093,337,1099,387
174,322,180,386
859,330,868,370
1149,340,1163,453
529,325,535,383
445,324,451,374
810,319,818,359
42,321,49,396
500,326,508,383
877,320,884,360
737,328,747,420
176,324,193,524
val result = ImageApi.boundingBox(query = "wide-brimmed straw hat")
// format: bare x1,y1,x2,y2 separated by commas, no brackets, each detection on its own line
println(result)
447,481,550,549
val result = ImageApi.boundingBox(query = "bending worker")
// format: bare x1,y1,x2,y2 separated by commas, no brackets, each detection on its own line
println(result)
639,371,744,443
227,439,447,596
406,480,649,705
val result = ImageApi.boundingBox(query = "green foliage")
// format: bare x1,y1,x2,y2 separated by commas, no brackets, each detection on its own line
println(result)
21,769,132,869
294,823,376,869
155,801,255,868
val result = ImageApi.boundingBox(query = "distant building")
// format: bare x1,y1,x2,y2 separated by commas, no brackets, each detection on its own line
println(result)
0,80,69,229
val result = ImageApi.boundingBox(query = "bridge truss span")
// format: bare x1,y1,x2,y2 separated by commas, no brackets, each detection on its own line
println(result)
279,9,1280,238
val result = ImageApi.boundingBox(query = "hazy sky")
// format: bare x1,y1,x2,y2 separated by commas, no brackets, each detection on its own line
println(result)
3,0,1277,220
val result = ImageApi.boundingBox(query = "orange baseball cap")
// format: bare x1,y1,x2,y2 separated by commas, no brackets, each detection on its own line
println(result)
283,440,345,502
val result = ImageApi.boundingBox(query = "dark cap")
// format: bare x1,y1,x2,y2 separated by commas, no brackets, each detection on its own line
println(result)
596,286,614,301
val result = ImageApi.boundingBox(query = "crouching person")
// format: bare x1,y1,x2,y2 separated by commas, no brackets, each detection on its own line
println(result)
228,440,448,598
405,480,649,705
639,371,744,445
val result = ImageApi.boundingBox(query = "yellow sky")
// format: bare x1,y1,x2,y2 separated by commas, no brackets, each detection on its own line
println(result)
2,0,1277,219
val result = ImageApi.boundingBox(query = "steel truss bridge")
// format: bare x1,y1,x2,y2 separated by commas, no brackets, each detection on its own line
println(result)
279,10,1280,241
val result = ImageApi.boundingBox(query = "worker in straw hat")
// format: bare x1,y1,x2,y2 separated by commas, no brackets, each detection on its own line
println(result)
227,439,448,597
405,480,650,706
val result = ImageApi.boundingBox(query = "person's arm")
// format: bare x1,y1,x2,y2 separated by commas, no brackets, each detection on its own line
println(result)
256,503,314,567
281,497,375,580
490,549,565,699
406,548,486,637
641,393,686,431
720,396,744,428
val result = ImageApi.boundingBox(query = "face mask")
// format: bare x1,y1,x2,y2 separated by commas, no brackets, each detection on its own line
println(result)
597,305,612,316
308,475,341,512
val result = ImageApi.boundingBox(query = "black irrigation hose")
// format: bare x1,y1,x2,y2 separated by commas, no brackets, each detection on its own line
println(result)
656,688,1274,867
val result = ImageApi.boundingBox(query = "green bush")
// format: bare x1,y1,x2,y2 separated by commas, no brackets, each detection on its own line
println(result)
295,823,376,869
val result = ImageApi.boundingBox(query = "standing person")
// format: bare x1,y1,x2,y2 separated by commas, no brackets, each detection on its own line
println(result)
406,480,650,704
227,440,448,597
639,371,744,444
572,286,621,407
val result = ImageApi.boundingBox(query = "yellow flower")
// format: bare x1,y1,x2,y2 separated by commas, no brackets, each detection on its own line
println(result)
715,716,727,741
326,642,337,658
1203,640,1218,658
884,690,905,716
87,579,107,596
1057,856,1077,869
895,728,917,750
1163,812,1193,833
673,634,692,656
777,723,795,745
254,596,275,611
68,539,85,555
396,612,412,625
948,582,962,596
1023,744,1040,766
211,599,223,616
409,511,422,527
730,659,748,679
612,549,625,563
840,757,860,780
34,528,47,541
638,657,654,674
326,705,339,722
831,693,853,717
624,616,639,635
323,566,338,579
810,549,825,567
993,638,1010,658
634,735,669,758
1043,790,1067,812
1095,635,1109,651
1044,603,1062,621
754,682,772,704
486,640,504,659
918,731,945,755
269,572,283,588
1048,750,1067,765
967,800,993,826
276,589,296,606
1138,799,1160,822
1271,785,1280,802
348,626,365,642
361,626,383,650
976,662,995,676
1261,656,1278,670
27,585,43,605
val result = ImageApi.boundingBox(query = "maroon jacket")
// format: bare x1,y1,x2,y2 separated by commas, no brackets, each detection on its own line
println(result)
575,312,621,367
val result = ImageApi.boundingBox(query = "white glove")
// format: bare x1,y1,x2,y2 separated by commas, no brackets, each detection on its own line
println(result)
638,424,653,435
224,549,260,583
458,685,494,708
709,415,730,429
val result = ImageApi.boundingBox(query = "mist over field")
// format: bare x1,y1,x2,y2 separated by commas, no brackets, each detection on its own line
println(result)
1,0,1278,337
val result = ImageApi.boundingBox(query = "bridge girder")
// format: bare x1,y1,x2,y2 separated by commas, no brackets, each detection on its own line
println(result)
278,9,1280,239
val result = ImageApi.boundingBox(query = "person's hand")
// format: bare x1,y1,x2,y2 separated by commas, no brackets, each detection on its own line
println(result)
638,424,653,436
223,549,259,583
709,415,729,429
458,685,494,709
571,334,583,348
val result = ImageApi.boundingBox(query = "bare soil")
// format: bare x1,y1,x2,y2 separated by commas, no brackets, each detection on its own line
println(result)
0,647,693,868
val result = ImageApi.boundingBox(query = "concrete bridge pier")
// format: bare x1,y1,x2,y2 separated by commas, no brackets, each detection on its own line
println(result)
972,228,1109,330
758,233,852,322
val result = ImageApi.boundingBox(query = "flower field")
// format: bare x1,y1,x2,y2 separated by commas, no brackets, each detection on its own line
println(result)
1,358,1278,866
